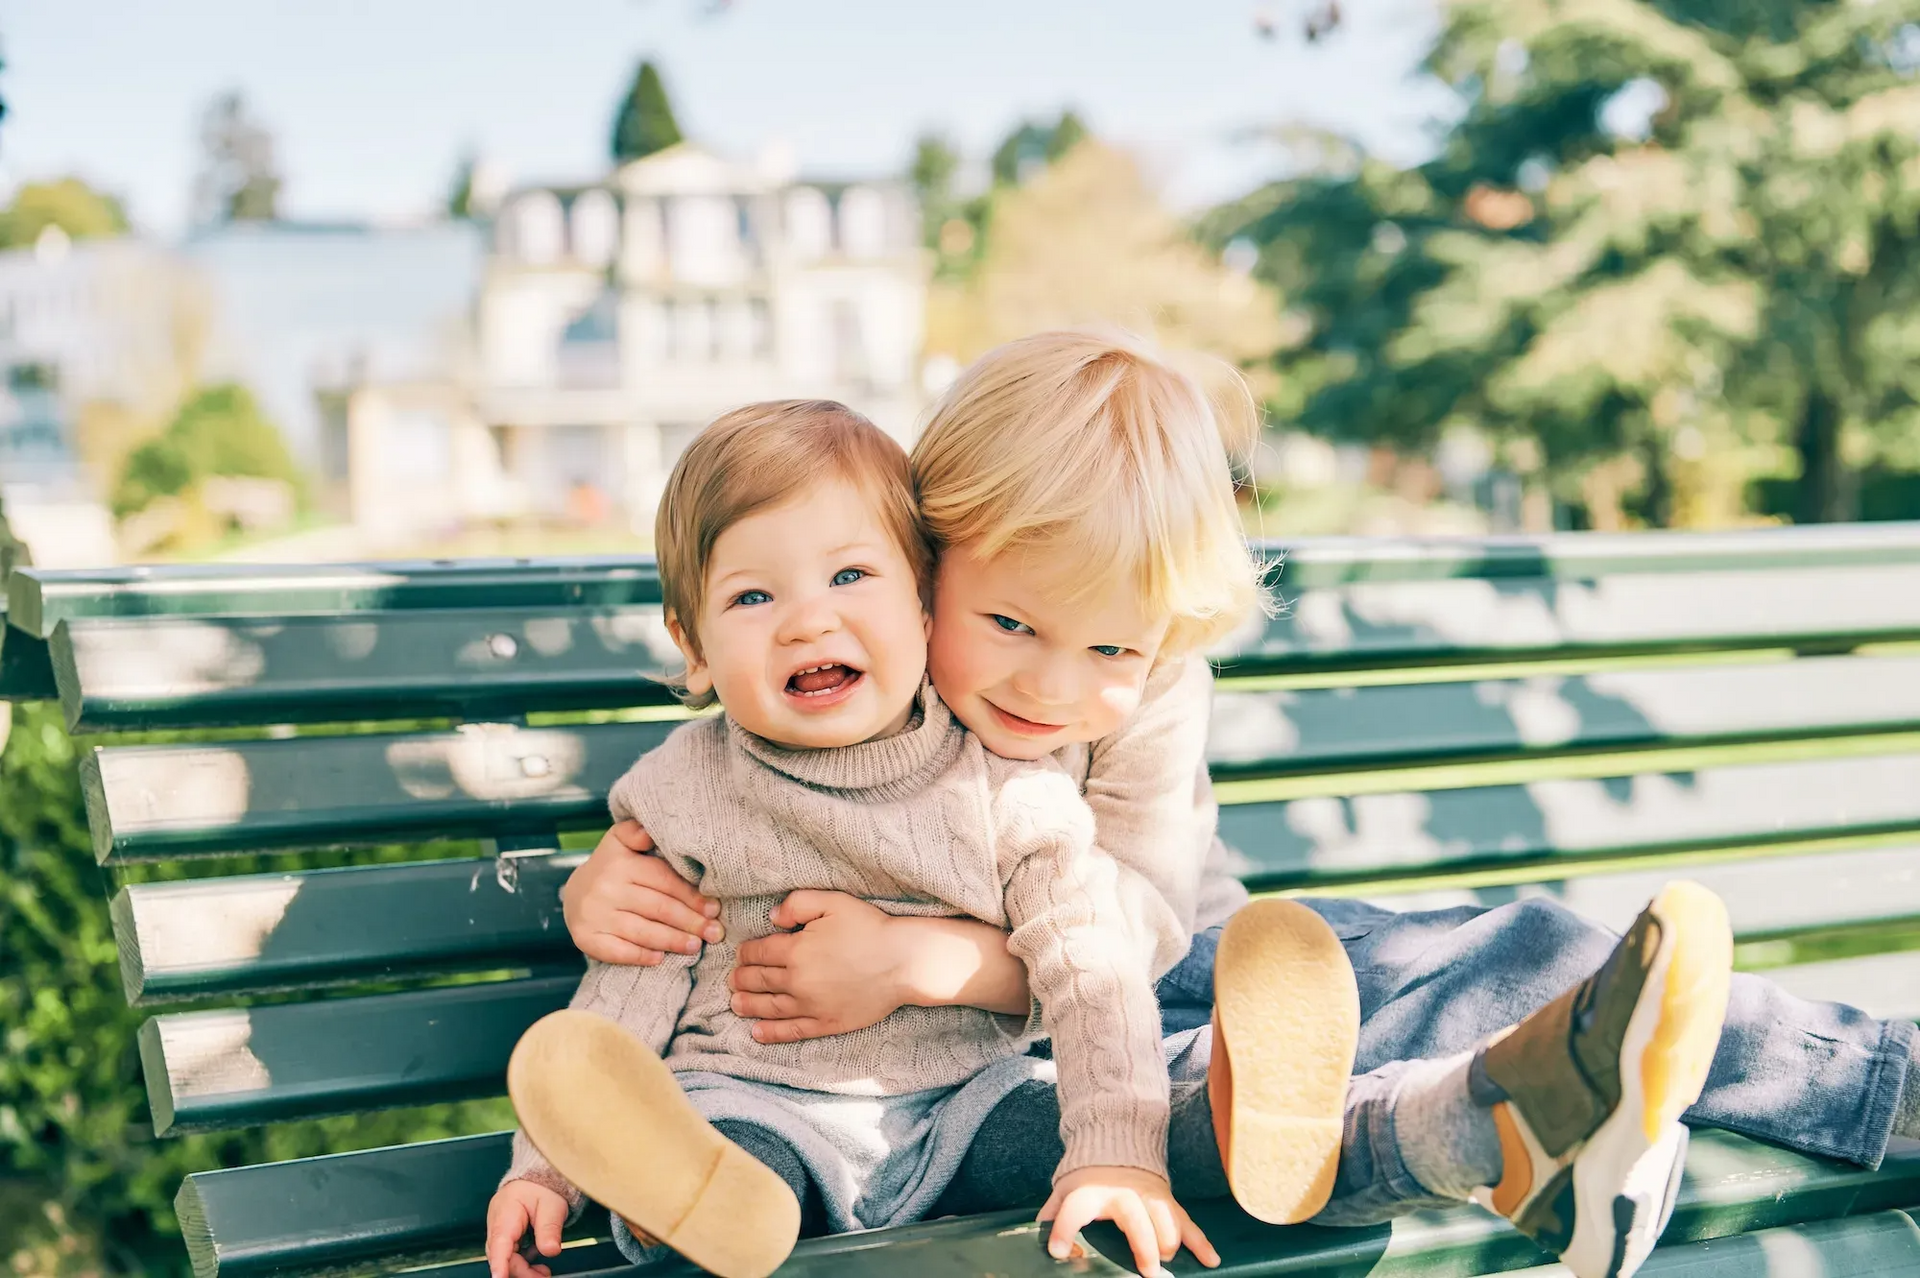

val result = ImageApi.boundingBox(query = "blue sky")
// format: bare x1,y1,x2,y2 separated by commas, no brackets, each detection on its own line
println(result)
0,0,1455,236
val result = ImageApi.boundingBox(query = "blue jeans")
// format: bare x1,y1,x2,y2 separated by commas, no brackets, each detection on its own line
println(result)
932,896,1915,1223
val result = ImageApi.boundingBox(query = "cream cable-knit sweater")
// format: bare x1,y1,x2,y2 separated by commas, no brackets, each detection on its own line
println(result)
506,681,1189,1210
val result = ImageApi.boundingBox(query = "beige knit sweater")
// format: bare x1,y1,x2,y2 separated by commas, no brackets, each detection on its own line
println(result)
507,682,1184,1210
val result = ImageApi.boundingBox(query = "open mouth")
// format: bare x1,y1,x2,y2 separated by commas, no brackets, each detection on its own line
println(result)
785,662,865,704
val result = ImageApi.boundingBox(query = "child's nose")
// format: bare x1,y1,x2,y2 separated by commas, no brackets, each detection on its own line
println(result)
776,596,840,644
1012,655,1077,706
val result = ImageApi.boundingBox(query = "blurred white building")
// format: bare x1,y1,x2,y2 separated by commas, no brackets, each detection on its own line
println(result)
345,143,928,542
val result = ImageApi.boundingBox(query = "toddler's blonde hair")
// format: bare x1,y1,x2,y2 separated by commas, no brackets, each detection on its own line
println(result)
657,400,931,703
911,329,1269,655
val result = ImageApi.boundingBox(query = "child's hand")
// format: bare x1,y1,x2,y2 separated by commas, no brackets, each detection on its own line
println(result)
733,893,1034,1041
485,1179,568,1278
1040,1166,1219,1278
731,891,909,1041
560,820,721,965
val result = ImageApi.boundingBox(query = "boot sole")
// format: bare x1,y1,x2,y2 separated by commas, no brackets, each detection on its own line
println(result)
1561,881,1731,1278
1212,898,1360,1224
507,1010,800,1278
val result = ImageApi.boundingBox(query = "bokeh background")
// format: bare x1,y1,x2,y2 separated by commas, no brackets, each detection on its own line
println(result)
3,0,1920,1272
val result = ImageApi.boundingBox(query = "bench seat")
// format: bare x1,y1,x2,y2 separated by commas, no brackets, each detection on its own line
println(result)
11,524,1920,1277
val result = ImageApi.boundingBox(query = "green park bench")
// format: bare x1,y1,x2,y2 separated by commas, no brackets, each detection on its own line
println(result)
9,523,1920,1277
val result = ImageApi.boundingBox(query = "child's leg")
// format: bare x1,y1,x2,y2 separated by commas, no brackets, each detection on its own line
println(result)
508,1011,802,1278
1318,893,1915,1169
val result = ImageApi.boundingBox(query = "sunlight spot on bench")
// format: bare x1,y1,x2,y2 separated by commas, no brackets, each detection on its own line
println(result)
70,622,268,695
164,1010,270,1099
131,877,303,971
105,748,251,829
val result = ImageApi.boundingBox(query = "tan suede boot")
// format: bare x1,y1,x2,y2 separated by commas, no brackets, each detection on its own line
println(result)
1208,898,1361,1224
507,1010,801,1278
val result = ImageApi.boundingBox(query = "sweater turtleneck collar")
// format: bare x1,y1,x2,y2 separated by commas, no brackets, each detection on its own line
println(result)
729,681,964,804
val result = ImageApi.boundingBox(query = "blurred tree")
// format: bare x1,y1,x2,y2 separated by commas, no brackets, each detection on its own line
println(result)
113,384,303,522
1213,0,1920,525
611,60,683,164
192,92,280,225
910,133,961,248
0,178,129,249
928,141,1289,383
990,110,1089,186
446,152,477,221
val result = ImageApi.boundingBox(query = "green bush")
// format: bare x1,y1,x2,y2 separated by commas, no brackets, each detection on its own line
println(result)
112,384,305,520
0,706,515,1275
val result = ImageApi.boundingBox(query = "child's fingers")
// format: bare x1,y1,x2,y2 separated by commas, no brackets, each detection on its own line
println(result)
1145,1196,1180,1261
1109,1193,1166,1277
731,990,801,1018
750,1015,831,1044
1180,1207,1221,1270
608,819,656,852
1045,1188,1102,1261
603,910,705,957
575,931,665,967
729,962,795,995
734,931,800,969
773,889,844,928
533,1193,566,1257
729,990,794,1019
484,1199,528,1278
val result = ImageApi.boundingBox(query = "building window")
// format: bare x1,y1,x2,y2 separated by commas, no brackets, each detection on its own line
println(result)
785,188,832,261
839,187,887,259
512,191,565,266
571,189,619,268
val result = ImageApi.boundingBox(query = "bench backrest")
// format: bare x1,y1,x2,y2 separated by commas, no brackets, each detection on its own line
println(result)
10,523,1920,1277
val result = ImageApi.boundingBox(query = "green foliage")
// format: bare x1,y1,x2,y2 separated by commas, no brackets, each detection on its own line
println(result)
196,93,280,225
112,384,303,520
0,179,130,250
447,153,477,221
0,705,520,1274
1213,0,1920,525
910,133,961,249
611,60,684,164
990,110,1089,186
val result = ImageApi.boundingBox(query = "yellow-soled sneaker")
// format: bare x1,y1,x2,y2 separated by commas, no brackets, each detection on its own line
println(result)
1209,898,1361,1224
507,1010,801,1278
1470,881,1732,1278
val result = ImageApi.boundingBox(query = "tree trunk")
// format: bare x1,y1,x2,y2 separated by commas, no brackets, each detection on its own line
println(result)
1794,389,1858,523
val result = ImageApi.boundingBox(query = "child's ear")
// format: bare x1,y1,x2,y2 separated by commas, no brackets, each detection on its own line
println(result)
665,609,714,699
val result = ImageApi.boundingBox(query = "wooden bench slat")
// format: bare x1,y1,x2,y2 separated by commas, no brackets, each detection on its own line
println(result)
84,654,1920,862
395,1212,1920,1278
1207,652,1920,779
113,812,1920,1009
1223,746,1920,887
1352,841,1920,943
24,524,1920,639
113,854,581,1004
170,1130,1920,1278
9,557,664,638
53,610,680,731
1764,949,1920,1024
141,975,577,1135
40,570,1920,731
1235,564,1920,670
84,720,676,862
139,903,1916,1137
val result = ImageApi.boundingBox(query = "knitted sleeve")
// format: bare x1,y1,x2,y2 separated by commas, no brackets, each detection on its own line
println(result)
996,766,1171,1182
1082,655,1221,977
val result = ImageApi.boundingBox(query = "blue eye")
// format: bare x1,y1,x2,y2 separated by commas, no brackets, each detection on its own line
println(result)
831,568,867,586
1092,645,1127,658
731,589,771,607
989,614,1035,636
